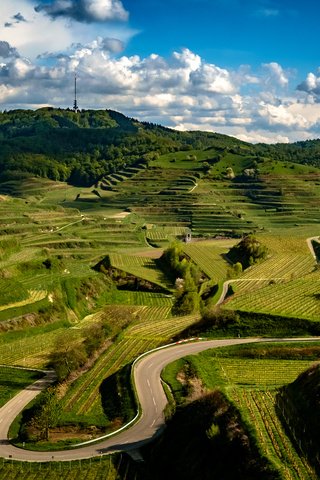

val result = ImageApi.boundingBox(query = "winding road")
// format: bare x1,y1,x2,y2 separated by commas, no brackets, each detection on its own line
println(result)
1,336,320,461
0,235,319,461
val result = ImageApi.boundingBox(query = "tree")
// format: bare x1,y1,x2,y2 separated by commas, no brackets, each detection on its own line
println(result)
50,334,87,381
31,387,62,441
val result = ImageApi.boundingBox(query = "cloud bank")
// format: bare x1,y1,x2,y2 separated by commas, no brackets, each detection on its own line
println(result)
0,1,319,143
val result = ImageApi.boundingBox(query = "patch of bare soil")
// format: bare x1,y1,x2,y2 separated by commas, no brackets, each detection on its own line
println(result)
112,211,131,219
187,376,207,401
49,426,100,442
176,369,207,402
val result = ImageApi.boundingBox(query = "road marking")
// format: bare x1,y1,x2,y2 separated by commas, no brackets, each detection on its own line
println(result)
152,396,156,406
147,379,151,388
148,362,154,369
151,419,155,427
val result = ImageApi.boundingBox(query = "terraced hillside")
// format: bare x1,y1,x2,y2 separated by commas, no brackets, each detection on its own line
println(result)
1,112,320,474
163,343,320,480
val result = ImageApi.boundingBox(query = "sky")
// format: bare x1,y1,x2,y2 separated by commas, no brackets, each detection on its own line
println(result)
0,0,320,143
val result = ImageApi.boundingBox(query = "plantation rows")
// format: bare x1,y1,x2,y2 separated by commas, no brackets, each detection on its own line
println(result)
232,389,317,480
146,226,187,241
217,358,312,388
215,354,317,479
0,454,126,480
79,304,171,329
241,252,315,281
0,290,47,312
0,248,40,269
183,242,233,282
63,337,158,417
108,253,169,288
0,328,82,368
62,312,200,418
232,279,273,294
132,306,172,322
226,277,320,320
126,313,200,340
119,291,173,307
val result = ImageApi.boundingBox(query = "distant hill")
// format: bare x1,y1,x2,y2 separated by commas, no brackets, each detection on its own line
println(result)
1,108,320,188
0,108,245,187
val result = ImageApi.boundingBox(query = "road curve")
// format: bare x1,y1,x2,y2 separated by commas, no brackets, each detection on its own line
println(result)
216,236,319,306
1,336,320,461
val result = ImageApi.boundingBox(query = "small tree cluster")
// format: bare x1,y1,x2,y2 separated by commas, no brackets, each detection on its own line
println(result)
227,235,268,270
50,322,110,381
161,243,203,315
27,387,62,441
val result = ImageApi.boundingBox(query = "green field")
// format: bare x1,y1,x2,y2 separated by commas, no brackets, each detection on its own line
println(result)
163,343,319,480
1,126,320,472
0,367,42,407
0,454,136,480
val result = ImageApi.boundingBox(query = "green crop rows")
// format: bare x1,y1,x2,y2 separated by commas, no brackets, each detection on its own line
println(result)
226,276,320,320
183,240,234,282
187,349,318,479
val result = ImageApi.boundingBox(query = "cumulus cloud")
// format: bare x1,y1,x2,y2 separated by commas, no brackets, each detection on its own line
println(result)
35,0,129,23
297,71,320,97
190,64,235,94
257,102,309,129
262,62,289,87
100,37,124,53
0,30,319,143
0,41,19,58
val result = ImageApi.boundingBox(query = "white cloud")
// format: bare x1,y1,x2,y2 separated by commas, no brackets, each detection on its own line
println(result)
262,62,289,87
190,64,235,94
0,10,319,145
258,103,309,129
297,71,320,97
0,0,135,60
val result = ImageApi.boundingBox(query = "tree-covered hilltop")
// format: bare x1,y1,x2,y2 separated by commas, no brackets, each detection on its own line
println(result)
255,139,320,168
0,108,245,186
1,107,320,187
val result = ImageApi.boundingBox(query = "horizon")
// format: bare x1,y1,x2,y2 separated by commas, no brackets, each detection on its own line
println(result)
0,105,318,146
0,0,320,144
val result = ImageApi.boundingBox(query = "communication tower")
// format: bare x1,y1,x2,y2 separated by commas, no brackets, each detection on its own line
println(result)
73,73,79,112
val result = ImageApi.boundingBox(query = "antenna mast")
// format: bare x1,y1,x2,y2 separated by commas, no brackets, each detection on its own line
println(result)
73,73,79,112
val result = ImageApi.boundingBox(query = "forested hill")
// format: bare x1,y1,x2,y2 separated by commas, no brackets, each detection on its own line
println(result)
0,108,244,186
0,107,320,187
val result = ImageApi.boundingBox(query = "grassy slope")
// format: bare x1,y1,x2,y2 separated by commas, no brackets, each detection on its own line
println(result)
0,120,320,448
162,343,319,480
278,363,320,474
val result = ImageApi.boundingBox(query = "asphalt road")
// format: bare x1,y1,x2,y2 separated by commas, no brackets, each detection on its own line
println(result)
0,336,319,462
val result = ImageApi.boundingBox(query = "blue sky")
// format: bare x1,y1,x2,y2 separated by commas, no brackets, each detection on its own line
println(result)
0,0,319,143
125,0,318,72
